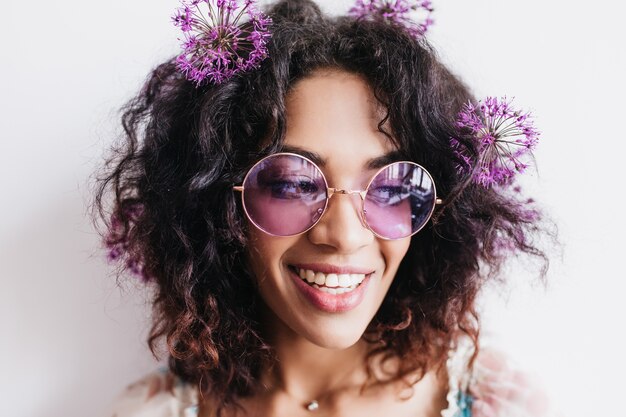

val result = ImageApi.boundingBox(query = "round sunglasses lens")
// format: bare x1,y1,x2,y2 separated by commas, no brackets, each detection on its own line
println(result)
363,163,436,239
242,154,327,236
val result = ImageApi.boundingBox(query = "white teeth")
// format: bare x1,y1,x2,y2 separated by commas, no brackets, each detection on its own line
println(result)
338,274,351,287
325,274,339,288
312,283,336,295
296,267,368,292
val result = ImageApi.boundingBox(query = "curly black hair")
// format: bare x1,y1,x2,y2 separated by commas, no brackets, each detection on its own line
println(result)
93,0,549,415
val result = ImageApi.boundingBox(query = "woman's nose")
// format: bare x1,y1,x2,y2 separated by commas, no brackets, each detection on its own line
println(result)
307,192,374,252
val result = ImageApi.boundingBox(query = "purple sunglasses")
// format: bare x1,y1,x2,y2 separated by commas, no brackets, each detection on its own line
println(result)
233,152,442,240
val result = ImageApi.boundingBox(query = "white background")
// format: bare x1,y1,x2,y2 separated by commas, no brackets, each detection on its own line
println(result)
1,1,624,416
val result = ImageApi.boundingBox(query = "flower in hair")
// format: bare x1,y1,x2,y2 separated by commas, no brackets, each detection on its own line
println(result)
451,96,540,188
348,0,434,38
105,204,149,282
172,0,272,85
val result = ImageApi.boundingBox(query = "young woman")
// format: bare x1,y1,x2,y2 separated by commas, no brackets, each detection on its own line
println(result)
97,1,552,416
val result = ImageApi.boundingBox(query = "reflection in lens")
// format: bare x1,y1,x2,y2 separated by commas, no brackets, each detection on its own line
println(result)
363,162,436,239
242,154,327,236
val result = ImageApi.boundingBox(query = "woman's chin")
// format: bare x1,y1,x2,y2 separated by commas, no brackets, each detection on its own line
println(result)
295,321,368,350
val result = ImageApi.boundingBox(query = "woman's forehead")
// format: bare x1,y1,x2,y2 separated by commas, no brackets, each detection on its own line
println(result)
283,70,397,170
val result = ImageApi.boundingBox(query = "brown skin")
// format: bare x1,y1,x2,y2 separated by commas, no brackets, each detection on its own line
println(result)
199,70,449,417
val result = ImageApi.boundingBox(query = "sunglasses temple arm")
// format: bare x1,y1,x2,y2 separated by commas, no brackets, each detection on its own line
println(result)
233,186,244,192
436,198,443,205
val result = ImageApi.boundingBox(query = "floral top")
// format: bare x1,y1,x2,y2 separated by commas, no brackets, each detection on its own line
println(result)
108,339,555,417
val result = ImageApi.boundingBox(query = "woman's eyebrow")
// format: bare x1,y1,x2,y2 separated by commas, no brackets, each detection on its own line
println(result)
366,150,405,170
280,145,325,166
280,145,405,170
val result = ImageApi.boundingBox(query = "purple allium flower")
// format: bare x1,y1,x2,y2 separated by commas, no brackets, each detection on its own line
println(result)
172,0,272,86
104,203,149,282
451,96,540,188
348,0,434,38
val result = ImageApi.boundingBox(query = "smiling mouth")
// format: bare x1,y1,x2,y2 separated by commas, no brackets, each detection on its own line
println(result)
288,265,369,295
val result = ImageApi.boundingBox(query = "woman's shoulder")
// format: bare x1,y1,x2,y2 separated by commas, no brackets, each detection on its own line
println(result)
107,368,199,417
445,335,557,417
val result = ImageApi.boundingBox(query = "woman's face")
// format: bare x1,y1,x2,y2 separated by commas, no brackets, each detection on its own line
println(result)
246,70,411,349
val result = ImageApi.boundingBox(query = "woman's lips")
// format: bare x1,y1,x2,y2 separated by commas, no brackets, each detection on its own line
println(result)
291,263,374,275
288,266,373,313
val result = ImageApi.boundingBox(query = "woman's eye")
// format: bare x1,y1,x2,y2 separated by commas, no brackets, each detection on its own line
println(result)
267,179,319,199
368,185,405,205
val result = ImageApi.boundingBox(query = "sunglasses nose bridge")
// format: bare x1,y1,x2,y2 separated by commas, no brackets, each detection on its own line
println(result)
325,187,368,229
327,188,366,200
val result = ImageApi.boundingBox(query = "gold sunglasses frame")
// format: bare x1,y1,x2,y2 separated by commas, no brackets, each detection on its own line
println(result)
233,152,443,240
